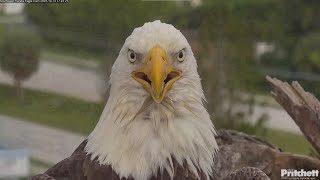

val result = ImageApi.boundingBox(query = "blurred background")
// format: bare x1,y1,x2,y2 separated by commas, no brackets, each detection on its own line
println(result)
0,0,319,179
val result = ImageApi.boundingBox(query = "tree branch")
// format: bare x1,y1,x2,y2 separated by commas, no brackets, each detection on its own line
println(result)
266,76,320,154
214,130,320,180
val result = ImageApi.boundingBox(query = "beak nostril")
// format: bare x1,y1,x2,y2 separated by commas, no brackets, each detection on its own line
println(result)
134,72,151,85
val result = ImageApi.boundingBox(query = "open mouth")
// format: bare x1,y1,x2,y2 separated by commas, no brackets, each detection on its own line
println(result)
131,46,182,103
134,72,152,86
164,71,180,85
133,71,181,88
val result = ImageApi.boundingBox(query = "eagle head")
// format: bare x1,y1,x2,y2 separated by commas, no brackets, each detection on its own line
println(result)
86,20,218,180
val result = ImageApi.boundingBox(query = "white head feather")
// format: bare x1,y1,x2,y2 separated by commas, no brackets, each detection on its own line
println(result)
85,20,218,180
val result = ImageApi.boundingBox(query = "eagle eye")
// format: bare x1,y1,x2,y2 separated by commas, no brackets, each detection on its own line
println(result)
177,49,185,62
128,50,137,63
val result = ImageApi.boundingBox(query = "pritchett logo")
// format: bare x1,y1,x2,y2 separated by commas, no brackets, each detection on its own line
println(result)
281,169,319,180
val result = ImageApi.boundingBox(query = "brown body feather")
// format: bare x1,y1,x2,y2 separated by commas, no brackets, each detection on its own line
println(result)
31,140,218,180
31,140,269,180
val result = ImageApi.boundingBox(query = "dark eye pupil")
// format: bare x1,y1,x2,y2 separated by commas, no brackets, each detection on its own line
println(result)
130,52,135,59
179,52,183,58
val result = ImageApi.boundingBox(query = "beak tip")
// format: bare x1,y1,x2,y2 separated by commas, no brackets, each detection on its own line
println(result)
152,95,163,103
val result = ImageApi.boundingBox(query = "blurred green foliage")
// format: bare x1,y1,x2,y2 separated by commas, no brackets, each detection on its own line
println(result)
293,33,320,72
24,0,320,134
179,0,320,131
25,0,320,88
25,0,320,80
0,31,41,81
26,1,188,55
0,30,41,101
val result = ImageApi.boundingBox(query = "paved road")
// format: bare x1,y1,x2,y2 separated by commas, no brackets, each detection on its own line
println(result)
0,61,105,102
0,115,85,165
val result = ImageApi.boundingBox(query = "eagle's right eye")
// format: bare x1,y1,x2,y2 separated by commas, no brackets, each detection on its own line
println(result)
128,50,137,63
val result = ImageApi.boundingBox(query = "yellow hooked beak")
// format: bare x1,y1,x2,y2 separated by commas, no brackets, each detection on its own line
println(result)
132,47,182,103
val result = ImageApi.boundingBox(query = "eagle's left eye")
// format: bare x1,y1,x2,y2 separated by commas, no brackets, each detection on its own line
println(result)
128,50,137,63
177,49,185,62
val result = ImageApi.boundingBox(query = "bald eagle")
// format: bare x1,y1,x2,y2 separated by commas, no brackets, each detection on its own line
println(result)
32,21,269,180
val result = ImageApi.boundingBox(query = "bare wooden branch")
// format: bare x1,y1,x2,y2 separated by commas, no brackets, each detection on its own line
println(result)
266,76,320,154
214,130,320,180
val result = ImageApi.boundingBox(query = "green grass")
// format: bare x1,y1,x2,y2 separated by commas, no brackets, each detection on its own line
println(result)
0,23,6,43
0,84,103,135
43,41,106,63
41,51,101,70
30,158,53,169
256,128,313,156
0,84,313,156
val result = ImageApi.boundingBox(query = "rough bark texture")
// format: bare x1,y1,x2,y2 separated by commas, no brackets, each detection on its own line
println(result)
223,167,270,180
214,130,320,180
266,76,320,154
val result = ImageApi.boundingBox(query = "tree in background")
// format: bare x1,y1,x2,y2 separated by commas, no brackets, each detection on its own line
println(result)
25,0,188,55
26,0,269,133
172,0,277,132
253,0,320,96
0,31,41,102
173,0,320,131
24,0,320,133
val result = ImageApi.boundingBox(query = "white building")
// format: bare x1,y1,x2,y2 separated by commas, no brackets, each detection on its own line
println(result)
0,3,25,15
